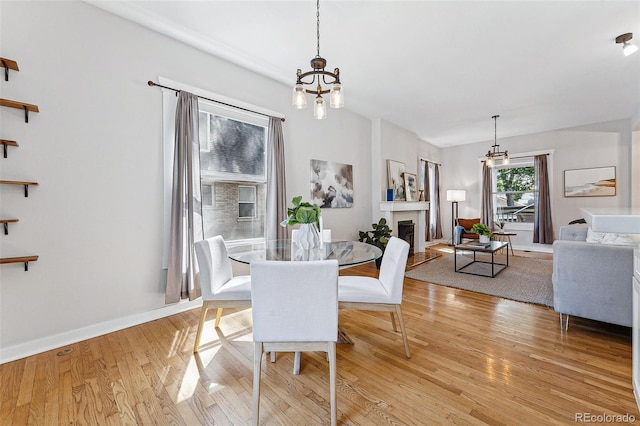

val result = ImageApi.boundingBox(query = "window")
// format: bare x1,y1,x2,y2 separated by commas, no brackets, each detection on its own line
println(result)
238,185,257,218
493,158,536,225
198,101,268,242
201,183,214,207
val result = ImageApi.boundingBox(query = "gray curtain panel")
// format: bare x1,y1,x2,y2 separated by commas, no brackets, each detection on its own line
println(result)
434,163,443,239
481,162,494,228
423,160,431,241
533,154,554,243
166,91,203,304
266,117,287,241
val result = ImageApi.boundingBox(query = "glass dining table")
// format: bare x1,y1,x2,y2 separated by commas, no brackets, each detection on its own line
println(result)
227,239,382,375
227,239,383,267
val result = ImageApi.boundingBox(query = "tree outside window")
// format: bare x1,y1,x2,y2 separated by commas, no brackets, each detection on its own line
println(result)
494,164,536,224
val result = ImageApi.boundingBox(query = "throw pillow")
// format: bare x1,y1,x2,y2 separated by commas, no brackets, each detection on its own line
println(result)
586,227,605,243
586,227,640,246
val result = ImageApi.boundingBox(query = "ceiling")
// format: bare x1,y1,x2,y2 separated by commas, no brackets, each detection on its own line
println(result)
89,1,640,147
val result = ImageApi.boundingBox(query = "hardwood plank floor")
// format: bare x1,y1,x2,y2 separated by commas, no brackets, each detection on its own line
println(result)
1,247,637,425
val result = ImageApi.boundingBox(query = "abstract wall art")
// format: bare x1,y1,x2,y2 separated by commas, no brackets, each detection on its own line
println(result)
310,159,354,208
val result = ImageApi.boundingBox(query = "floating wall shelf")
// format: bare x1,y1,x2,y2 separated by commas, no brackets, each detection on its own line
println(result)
0,98,39,123
0,255,38,271
0,139,18,158
0,219,19,235
0,180,39,197
0,57,19,81
1,57,39,272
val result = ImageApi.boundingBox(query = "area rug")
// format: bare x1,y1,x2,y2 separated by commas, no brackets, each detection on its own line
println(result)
405,253,553,307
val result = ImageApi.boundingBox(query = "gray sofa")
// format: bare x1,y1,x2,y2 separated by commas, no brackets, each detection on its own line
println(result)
552,225,635,329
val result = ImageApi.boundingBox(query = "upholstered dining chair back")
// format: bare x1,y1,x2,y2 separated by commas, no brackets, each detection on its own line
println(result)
195,235,234,298
378,237,410,304
250,259,339,426
251,259,339,342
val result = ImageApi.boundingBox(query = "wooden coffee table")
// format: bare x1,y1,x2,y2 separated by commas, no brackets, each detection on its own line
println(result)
454,240,509,278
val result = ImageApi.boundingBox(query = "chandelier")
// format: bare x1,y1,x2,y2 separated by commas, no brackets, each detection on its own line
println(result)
485,115,509,168
292,0,343,119
616,33,638,56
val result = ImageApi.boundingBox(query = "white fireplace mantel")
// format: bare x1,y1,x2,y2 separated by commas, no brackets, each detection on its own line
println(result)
380,201,430,252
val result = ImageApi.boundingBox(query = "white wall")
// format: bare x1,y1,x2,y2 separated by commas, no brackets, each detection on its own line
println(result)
0,1,372,362
441,119,634,251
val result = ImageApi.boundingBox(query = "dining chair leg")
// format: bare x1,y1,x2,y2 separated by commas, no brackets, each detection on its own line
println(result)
293,351,301,375
395,305,411,359
252,342,263,426
193,305,209,353
214,308,223,328
270,351,276,363
389,311,398,332
328,342,337,426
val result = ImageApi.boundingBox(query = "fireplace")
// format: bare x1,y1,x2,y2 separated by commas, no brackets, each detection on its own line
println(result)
397,220,415,257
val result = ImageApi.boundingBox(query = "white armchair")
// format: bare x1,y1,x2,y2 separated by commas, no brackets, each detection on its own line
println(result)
338,236,411,358
193,236,251,352
250,259,339,426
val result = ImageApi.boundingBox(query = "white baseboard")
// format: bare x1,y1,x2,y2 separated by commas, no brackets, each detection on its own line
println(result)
0,299,202,364
513,244,554,253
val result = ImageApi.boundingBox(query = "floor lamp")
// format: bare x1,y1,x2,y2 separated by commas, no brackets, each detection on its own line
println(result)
446,190,466,245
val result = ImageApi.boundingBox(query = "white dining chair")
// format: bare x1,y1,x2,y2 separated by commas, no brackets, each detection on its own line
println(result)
250,259,339,426
193,235,252,353
338,236,411,358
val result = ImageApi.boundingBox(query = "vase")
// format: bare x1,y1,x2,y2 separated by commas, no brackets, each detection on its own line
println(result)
479,235,490,244
294,223,320,249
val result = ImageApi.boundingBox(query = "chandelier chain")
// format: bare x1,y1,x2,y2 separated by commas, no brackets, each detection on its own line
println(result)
316,0,320,57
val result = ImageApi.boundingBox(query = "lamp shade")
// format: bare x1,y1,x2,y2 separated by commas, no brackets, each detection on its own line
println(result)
313,96,327,120
446,190,466,202
624,42,638,56
292,84,307,109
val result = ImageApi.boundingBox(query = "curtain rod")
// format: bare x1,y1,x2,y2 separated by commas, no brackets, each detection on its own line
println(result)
147,81,285,122
420,158,441,166
508,153,550,160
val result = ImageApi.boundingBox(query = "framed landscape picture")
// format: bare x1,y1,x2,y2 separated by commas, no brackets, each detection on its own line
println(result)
403,172,418,201
564,166,616,197
387,159,406,201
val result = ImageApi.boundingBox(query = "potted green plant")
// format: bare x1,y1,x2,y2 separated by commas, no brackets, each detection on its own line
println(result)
359,218,392,269
280,196,322,249
472,223,492,244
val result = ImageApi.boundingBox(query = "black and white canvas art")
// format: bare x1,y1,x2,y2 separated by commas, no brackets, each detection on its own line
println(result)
387,159,406,201
310,159,354,208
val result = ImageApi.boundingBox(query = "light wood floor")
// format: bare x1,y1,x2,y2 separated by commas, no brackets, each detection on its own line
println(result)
1,247,636,425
